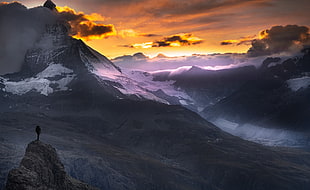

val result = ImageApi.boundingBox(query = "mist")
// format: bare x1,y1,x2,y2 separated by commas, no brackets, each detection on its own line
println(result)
113,53,272,72
213,118,308,148
0,2,58,75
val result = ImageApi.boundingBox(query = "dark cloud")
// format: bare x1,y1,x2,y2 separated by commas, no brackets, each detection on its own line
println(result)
220,35,256,46
118,45,134,48
76,22,113,38
56,6,116,40
139,33,161,37
221,41,233,45
0,2,57,74
123,33,204,49
154,34,204,47
248,25,310,56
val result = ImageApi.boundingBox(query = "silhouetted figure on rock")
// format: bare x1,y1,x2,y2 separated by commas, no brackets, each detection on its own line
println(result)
36,126,41,141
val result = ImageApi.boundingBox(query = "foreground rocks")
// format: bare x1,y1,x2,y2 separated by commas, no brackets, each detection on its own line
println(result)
6,141,99,190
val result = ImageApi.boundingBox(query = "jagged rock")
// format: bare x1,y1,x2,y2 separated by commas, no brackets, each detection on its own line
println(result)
43,0,56,11
5,141,99,190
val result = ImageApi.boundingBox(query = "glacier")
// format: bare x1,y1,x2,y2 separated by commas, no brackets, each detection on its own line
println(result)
2,64,75,96
287,76,310,91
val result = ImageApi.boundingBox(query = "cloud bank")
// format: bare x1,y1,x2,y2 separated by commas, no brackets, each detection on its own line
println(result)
113,52,266,72
247,25,310,56
219,25,310,57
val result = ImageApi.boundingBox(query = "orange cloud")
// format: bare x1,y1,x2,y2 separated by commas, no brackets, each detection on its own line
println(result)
123,33,204,49
56,6,116,40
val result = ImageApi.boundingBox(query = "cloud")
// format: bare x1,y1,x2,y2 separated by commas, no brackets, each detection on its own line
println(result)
113,52,266,72
98,0,271,18
247,25,310,56
123,33,204,48
154,34,204,47
220,41,234,45
56,6,116,40
140,33,161,37
0,2,57,74
221,35,256,46
118,29,160,38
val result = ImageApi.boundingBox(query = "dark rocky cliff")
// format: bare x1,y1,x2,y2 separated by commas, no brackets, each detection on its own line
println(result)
5,141,99,190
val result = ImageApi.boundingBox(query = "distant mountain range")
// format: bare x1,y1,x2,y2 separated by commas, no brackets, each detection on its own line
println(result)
148,47,310,146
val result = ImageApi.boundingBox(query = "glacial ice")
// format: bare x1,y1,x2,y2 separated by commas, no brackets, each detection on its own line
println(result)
2,64,75,96
287,76,310,91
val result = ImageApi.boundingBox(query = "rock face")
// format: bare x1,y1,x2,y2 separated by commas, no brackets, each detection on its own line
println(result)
5,141,99,190
43,0,56,11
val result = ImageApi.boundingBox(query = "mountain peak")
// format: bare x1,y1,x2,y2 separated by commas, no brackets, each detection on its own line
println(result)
6,141,99,190
43,0,56,10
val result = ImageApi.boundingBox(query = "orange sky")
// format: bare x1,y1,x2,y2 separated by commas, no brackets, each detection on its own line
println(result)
2,0,310,58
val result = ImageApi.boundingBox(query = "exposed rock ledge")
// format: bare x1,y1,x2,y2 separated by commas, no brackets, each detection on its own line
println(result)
5,141,99,190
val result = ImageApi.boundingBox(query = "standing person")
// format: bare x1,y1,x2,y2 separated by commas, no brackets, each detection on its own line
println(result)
36,126,41,141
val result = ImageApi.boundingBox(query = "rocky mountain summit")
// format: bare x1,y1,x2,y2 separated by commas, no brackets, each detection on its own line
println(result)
5,141,99,190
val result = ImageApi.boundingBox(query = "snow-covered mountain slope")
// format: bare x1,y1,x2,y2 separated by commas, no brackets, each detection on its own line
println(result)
144,48,310,147
0,23,191,106
2,64,75,96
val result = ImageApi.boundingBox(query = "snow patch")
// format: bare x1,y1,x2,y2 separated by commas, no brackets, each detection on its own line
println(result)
287,76,310,91
2,64,75,96
36,63,73,78
4,78,53,96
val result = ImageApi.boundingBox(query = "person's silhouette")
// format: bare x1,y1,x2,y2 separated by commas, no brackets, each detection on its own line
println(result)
36,126,41,141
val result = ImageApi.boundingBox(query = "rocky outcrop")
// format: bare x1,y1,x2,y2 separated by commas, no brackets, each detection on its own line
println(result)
43,0,56,11
5,141,99,190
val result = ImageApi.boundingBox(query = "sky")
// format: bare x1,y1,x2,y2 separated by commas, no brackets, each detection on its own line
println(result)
0,0,310,59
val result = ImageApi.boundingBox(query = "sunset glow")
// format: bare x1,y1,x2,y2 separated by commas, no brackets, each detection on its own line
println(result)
1,0,309,58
